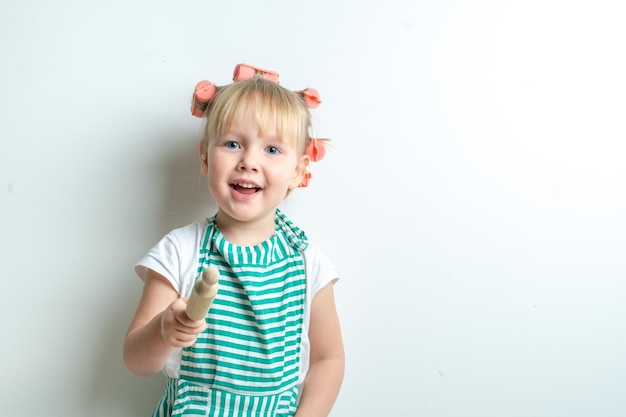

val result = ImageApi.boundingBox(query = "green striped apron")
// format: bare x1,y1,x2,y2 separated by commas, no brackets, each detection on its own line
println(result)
152,210,308,417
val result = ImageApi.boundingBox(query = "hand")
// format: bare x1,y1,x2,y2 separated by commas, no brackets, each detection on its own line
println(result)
160,297,207,348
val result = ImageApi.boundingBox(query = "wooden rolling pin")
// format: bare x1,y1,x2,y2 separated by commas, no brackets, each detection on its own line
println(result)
186,266,220,321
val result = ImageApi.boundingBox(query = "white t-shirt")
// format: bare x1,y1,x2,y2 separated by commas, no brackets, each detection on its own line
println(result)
135,218,339,384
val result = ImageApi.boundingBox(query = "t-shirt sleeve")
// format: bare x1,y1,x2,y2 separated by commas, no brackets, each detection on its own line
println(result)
134,220,207,296
305,245,339,298
134,232,184,292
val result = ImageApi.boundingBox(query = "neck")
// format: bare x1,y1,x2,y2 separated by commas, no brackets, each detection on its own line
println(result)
215,210,276,246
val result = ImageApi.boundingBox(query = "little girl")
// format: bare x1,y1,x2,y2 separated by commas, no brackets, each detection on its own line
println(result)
123,64,344,417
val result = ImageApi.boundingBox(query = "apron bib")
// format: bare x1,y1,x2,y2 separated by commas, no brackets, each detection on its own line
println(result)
153,210,308,417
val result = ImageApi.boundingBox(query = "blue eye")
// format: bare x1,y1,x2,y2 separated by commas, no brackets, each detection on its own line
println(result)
225,141,240,149
266,146,280,155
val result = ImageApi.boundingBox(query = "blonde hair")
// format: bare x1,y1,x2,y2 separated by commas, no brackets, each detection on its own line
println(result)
201,77,312,156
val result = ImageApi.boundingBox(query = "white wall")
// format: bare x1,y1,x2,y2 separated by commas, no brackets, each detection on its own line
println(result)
1,1,625,416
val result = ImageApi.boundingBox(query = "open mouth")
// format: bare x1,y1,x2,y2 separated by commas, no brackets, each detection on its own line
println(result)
231,182,261,194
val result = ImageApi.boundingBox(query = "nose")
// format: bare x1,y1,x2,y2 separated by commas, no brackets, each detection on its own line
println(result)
237,148,260,172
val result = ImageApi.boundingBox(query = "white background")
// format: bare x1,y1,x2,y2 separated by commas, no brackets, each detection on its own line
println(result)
1,1,625,416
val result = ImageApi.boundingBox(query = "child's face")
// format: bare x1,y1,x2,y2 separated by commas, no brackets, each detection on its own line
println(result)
201,108,308,228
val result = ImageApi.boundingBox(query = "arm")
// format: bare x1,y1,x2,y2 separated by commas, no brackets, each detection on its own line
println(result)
295,282,345,417
123,269,206,377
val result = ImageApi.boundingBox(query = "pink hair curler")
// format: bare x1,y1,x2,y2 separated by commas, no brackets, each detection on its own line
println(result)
305,138,326,162
191,80,217,117
297,88,322,109
232,63,280,83
299,171,312,188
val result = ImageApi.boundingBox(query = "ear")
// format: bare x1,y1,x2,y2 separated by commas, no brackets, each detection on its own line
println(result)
288,154,310,190
199,140,208,176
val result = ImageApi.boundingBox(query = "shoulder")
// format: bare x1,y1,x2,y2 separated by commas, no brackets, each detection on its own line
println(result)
148,219,207,261
302,243,339,296
302,243,333,267
134,219,209,288
167,219,208,246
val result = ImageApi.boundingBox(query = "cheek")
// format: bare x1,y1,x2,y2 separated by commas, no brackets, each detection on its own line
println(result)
207,151,226,171
205,155,226,185
274,160,299,180
207,164,222,181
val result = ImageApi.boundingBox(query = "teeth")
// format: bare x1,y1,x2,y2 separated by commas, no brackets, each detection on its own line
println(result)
235,183,257,188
